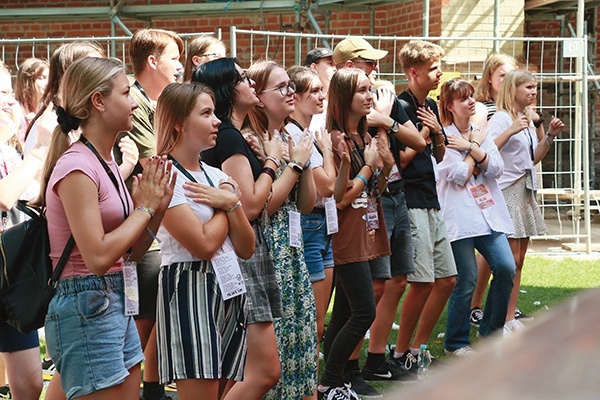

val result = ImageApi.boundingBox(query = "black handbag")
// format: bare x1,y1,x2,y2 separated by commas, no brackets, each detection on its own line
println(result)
0,201,74,333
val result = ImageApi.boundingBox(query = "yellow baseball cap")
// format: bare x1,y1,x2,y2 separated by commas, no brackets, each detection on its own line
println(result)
332,37,388,65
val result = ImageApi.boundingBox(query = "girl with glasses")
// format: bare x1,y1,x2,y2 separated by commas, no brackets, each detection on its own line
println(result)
182,36,226,82
192,57,285,399
245,60,317,400
487,69,564,334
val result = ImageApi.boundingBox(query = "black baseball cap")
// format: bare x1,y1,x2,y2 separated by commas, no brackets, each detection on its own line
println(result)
304,48,334,66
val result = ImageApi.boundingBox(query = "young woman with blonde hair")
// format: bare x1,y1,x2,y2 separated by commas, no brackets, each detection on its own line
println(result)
487,69,564,334
38,57,174,400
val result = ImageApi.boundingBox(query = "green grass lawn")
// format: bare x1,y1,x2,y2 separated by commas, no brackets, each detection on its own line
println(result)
358,254,600,396
39,255,598,399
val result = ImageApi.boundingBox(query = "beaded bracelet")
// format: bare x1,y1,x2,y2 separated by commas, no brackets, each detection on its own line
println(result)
136,206,155,219
145,227,161,243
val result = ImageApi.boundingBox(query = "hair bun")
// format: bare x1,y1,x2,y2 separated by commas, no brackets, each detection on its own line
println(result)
56,105,80,133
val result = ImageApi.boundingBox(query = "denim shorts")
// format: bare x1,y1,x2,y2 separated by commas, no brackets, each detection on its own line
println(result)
301,211,334,283
381,191,415,277
45,273,144,400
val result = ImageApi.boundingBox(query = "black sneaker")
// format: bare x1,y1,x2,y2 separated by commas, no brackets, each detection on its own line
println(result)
470,307,483,327
343,369,382,399
0,385,11,399
515,308,534,321
42,357,56,375
389,350,419,375
362,359,416,382
318,385,361,400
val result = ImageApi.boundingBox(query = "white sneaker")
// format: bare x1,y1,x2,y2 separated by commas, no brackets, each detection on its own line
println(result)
503,319,526,335
444,346,476,357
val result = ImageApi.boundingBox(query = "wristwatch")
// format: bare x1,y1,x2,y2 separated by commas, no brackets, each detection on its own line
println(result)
388,119,399,135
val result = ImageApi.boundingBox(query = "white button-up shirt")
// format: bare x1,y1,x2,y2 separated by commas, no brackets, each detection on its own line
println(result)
436,123,514,242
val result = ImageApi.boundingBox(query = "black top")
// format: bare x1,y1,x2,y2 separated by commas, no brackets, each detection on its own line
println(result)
368,97,410,192
201,119,263,181
397,91,441,209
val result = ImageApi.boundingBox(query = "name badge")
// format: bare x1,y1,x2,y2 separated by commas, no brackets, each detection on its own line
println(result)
387,164,401,183
289,210,302,248
366,196,380,230
324,197,339,235
212,246,247,300
122,261,139,316
469,183,495,210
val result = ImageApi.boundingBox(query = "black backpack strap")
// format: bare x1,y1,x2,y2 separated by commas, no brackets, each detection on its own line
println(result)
14,201,75,286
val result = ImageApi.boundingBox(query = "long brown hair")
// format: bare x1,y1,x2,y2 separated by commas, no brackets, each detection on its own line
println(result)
326,68,368,136
24,42,105,141
183,36,225,82
34,58,124,207
15,57,49,115
155,82,215,156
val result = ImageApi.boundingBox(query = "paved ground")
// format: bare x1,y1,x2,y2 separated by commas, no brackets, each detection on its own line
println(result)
528,212,600,257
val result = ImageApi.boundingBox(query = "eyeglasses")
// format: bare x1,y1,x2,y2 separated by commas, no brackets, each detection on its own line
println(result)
261,81,296,96
199,53,221,60
236,72,252,86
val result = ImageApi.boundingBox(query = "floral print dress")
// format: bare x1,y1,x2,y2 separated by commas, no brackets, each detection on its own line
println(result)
263,160,317,400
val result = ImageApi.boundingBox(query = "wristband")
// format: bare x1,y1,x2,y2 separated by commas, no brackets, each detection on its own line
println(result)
356,173,369,187
364,163,375,173
290,159,305,169
261,167,276,180
476,152,488,164
470,140,481,147
287,162,303,174
265,156,281,168
546,133,554,146
145,227,161,243
323,147,333,153
226,200,242,214
135,206,154,219
219,181,237,193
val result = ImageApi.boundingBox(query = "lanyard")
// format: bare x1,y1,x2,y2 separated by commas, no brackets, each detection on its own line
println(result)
133,81,151,103
168,155,215,187
289,118,322,157
523,127,535,161
79,135,130,220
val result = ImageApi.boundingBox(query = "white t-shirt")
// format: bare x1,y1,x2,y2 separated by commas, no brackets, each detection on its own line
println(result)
286,121,325,207
436,124,514,242
487,110,538,190
157,162,234,265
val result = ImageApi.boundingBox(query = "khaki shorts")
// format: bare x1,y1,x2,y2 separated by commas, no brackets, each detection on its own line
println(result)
407,208,457,283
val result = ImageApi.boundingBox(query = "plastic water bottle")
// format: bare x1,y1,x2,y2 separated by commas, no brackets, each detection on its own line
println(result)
418,344,431,375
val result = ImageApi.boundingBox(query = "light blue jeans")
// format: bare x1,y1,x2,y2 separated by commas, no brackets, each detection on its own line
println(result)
445,231,516,351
